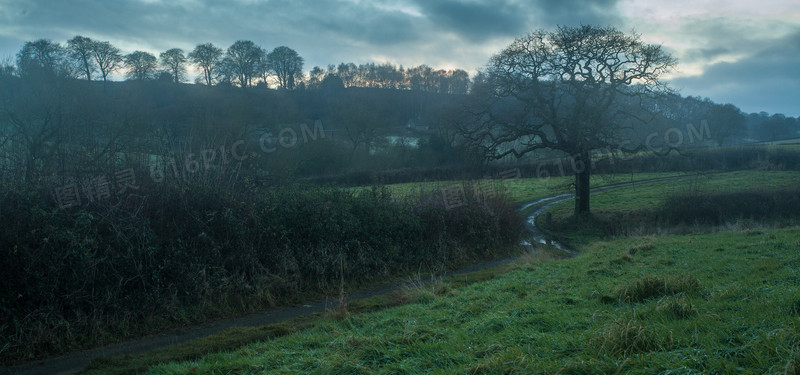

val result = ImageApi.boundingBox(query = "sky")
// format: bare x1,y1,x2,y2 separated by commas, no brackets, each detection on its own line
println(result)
0,0,798,116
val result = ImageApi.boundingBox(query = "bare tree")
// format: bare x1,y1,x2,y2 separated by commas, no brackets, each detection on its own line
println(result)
67,35,96,81
448,69,470,94
257,48,271,87
1,73,71,184
91,41,122,82
0,56,14,77
267,46,303,90
124,51,157,81
188,43,222,86
224,40,262,88
459,26,676,215
408,65,434,92
337,62,358,87
159,48,187,84
307,66,325,89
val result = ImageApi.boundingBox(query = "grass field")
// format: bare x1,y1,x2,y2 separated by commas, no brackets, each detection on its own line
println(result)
141,227,800,374
370,171,686,205
539,171,800,246
114,170,800,374
545,170,800,217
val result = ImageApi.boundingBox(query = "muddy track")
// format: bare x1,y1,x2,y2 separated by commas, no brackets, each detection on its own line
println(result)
2,174,692,375
521,174,694,255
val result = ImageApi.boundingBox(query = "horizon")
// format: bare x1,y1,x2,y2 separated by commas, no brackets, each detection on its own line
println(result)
1,0,798,116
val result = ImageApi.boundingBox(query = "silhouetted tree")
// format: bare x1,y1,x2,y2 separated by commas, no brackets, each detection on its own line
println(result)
1,69,71,184
159,48,187,84
307,66,325,89
15,39,73,78
460,26,676,215
124,51,157,81
256,47,271,87
66,35,96,81
408,65,439,92
708,103,746,146
224,40,262,88
755,113,799,141
320,73,345,94
448,69,470,94
188,43,223,86
669,96,744,146
268,46,303,90
91,40,122,82
337,62,358,87
0,56,14,77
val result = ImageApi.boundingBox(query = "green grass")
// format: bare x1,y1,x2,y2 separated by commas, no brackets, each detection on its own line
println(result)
76,170,800,374
77,250,566,375
547,171,800,217
539,171,800,245
363,171,685,205
138,225,800,374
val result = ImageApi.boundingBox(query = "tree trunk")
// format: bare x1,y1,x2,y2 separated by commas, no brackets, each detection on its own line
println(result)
573,150,591,216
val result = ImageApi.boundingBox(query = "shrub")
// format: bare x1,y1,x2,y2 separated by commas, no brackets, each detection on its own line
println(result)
0,177,522,364
660,190,800,226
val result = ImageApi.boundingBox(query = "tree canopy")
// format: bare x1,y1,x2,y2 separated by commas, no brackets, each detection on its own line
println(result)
461,25,677,214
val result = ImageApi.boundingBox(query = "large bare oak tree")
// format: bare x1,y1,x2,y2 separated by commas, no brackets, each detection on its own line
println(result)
461,25,676,215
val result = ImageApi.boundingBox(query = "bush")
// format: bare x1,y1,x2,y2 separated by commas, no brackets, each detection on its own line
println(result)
660,190,800,226
0,177,522,364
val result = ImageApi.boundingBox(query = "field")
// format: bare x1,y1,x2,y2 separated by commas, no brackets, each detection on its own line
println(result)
541,171,800,246
142,226,800,374
73,170,800,374
372,171,686,205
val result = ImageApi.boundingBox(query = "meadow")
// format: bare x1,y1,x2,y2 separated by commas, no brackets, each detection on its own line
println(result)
76,170,800,374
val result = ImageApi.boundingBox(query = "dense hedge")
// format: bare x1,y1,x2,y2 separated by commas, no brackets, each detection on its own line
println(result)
0,179,522,364
307,146,800,186
659,190,800,226
570,189,800,238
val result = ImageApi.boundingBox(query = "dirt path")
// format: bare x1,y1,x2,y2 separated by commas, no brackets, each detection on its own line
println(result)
2,174,691,375
521,175,693,254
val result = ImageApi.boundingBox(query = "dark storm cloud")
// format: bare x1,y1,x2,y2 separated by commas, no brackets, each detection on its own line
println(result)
0,0,436,75
530,0,622,27
2,0,795,116
411,0,528,41
0,0,623,64
294,1,423,46
411,0,622,42
2,0,212,50
0,0,422,50
669,18,768,67
672,30,800,116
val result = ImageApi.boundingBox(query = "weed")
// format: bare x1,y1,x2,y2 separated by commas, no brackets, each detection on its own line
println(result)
785,346,800,375
656,294,697,319
593,318,660,356
610,255,634,265
617,274,701,303
627,241,655,255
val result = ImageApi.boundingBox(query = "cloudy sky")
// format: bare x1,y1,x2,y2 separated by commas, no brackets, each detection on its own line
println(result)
1,0,798,116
